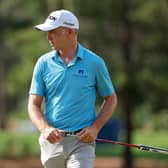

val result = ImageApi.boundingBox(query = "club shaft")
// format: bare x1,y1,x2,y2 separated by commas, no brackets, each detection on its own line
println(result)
96,138,139,148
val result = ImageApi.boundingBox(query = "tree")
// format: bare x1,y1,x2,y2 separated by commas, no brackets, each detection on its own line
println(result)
0,0,45,128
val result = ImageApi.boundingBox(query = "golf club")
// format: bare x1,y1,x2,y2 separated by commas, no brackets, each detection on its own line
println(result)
96,138,168,155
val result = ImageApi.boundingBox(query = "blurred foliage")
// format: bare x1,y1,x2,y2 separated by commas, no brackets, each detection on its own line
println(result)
0,130,39,158
5,28,49,97
133,105,168,130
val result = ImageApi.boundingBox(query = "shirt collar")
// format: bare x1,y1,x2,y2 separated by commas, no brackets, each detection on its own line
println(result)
50,42,85,60
76,43,84,60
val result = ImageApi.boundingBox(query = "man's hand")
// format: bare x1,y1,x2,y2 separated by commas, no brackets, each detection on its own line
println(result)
77,125,99,143
42,127,62,144
77,94,117,143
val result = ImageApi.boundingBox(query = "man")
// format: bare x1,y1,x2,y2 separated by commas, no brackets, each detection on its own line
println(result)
28,9,117,168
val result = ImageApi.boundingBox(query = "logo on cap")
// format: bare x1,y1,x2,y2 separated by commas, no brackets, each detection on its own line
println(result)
63,21,75,26
48,16,57,21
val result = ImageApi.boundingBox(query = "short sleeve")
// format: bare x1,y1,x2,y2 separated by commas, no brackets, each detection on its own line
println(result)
29,58,45,96
95,58,115,96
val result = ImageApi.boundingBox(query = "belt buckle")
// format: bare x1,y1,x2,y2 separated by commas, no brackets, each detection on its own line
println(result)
66,131,75,136
60,131,67,137
70,132,75,136
60,130,79,137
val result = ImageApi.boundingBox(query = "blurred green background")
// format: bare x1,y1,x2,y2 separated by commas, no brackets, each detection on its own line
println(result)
0,0,167,168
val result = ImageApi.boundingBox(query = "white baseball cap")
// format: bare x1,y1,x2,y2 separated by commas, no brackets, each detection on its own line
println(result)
35,9,79,31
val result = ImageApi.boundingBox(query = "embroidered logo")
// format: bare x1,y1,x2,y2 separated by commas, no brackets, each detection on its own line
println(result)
74,69,88,78
63,21,75,26
78,69,84,75
48,16,57,21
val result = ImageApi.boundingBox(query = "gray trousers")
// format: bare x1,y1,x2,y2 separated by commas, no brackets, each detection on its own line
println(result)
39,134,95,168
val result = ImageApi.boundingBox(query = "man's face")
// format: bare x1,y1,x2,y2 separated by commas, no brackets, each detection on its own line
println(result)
47,27,68,50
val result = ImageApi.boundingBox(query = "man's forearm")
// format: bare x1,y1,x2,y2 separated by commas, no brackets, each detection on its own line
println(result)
28,103,62,143
28,105,49,132
93,93,117,131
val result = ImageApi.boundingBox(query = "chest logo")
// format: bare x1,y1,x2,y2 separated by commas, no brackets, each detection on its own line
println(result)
74,69,88,78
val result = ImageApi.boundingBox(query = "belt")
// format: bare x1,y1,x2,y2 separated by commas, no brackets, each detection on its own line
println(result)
60,129,82,137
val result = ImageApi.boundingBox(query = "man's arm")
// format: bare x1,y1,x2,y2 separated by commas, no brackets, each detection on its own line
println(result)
28,94,61,143
77,93,117,142
93,93,117,131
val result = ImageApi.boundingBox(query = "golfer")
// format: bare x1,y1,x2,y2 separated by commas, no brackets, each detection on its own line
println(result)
28,9,117,168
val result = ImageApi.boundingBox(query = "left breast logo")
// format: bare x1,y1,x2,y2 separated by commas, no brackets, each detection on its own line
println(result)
78,69,84,75
74,69,88,78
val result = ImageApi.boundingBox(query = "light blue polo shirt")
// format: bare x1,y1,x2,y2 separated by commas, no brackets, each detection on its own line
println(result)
29,43,115,131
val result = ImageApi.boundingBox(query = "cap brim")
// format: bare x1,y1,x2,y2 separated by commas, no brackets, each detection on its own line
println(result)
34,24,59,31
